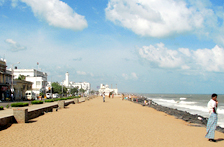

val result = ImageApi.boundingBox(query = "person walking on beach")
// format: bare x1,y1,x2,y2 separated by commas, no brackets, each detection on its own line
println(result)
205,93,218,142
103,92,105,102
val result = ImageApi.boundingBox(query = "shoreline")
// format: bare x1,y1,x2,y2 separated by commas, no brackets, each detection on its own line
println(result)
130,96,224,133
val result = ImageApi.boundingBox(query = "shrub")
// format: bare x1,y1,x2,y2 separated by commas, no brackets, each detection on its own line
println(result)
45,99,54,103
54,98,60,101
6,104,9,108
66,97,74,99
54,98,67,101
31,100,43,104
60,98,67,100
74,96,81,98
11,102,29,107
0,106,4,110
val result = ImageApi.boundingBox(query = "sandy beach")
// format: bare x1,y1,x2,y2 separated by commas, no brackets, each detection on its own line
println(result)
0,96,224,147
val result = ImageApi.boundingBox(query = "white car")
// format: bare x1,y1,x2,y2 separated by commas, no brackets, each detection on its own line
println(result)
25,90,36,100
46,93,52,99
53,93,59,98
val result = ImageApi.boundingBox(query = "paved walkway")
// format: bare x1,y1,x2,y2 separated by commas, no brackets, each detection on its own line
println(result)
1,96,224,147
0,100,72,119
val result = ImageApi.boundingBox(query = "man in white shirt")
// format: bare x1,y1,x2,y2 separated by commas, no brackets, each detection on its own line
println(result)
103,92,105,102
205,93,218,142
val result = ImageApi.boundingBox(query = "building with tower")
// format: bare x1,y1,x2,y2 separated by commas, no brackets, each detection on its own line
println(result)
98,84,118,96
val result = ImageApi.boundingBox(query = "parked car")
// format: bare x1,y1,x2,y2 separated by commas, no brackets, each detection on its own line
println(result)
25,90,36,100
46,93,52,99
53,93,59,98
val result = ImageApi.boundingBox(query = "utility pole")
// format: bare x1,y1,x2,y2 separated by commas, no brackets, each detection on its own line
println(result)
11,62,20,92
50,76,52,98
62,81,63,97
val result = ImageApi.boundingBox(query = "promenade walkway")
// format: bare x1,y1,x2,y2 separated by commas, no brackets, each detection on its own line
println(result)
0,96,224,147
0,100,73,119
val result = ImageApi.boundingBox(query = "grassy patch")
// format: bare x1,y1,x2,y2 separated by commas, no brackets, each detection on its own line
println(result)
66,97,74,99
45,99,54,103
31,100,44,104
11,102,29,107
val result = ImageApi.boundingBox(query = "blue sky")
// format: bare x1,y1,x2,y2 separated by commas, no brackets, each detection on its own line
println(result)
0,0,224,94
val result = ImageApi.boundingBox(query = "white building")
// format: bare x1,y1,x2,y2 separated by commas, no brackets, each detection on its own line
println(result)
12,69,48,95
98,84,118,96
70,82,91,94
61,72,91,95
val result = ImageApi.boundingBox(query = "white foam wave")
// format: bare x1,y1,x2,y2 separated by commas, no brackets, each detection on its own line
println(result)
152,98,177,104
217,108,224,115
153,98,197,105
178,101,197,105
180,97,187,100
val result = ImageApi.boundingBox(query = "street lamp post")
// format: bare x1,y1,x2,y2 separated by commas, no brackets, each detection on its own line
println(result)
11,62,20,92
61,81,64,98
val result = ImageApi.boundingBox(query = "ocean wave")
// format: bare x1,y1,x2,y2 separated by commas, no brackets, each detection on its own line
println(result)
152,98,197,105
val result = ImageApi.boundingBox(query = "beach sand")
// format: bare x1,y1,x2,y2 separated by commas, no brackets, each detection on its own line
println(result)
0,96,224,147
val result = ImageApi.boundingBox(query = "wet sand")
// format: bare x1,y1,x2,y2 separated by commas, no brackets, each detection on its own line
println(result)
0,96,224,147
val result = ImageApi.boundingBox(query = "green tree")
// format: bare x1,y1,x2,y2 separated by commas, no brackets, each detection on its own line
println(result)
17,74,26,80
90,90,95,94
71,87,78,95
79,88,86,94
50,82,67,94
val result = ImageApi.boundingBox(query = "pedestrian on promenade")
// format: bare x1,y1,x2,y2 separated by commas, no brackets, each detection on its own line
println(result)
205,93,218,142
103,92,105,102
11,93,14,102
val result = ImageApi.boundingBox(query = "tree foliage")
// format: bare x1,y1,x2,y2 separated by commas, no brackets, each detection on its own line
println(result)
17,74,26,80
79,88,86,94
90,90,95,94
71,87,78,94
50,82,67,94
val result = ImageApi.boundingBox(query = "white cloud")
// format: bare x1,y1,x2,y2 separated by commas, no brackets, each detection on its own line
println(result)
5,39,27,52
122,72,138,80
193,46,224,72
139,43,183,68
21,0,88,31
77,71,87,75
131,72,138,79
11,0,18,7
122,73,129,80
0,0,5,6
105,0,219,38
139,43,224,72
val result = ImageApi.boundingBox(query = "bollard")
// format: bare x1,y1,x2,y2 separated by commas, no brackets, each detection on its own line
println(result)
13,108,28,123
74,98,79,104
58,100,65,109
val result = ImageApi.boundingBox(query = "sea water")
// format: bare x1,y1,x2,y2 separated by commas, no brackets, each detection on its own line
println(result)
139,94,224,128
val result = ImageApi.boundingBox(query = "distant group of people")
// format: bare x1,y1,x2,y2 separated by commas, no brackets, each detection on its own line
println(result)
102,92,116,102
